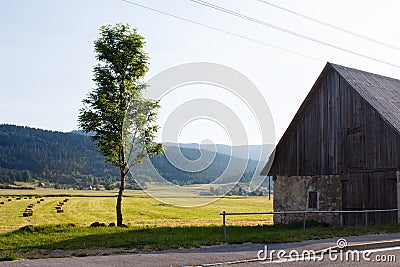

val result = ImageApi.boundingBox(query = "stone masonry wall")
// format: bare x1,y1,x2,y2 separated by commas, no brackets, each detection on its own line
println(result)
273,175,342,226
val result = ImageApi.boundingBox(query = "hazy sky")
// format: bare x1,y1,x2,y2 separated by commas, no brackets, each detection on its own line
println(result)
1,0,400,145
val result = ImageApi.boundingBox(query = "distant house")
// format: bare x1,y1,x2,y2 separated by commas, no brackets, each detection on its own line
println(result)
262,63,400,226
82,185,93,190
96,184,105,190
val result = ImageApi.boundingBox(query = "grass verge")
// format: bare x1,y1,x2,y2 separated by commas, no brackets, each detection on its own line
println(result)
0,222,399,260
0,250,18,261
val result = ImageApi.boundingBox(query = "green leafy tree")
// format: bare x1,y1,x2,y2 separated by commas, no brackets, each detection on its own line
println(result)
78,23,162,226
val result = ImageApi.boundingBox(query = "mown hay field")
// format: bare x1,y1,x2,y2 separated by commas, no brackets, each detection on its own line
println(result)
0,189,273,232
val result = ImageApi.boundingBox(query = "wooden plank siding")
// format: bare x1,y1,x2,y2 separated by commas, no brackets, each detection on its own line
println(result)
268,64,400,177
341,171,397,225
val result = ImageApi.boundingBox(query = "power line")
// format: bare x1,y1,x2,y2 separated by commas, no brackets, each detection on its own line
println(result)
256,0,400,52
190,0,400,69
120,0,322,62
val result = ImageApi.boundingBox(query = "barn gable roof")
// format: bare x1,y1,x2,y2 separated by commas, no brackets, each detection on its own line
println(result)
331,63,400,133
261,62,400,176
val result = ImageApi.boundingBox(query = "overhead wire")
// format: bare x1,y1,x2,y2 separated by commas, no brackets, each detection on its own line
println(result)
190,0,400,69
120,0,322,62
255,0,400,52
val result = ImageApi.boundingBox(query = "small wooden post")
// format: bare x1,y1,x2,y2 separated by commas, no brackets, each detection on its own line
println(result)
303,212,306,230
365,211,368,227
222,211,227,243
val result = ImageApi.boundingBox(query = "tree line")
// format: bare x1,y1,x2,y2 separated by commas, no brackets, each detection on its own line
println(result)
0,124,258,187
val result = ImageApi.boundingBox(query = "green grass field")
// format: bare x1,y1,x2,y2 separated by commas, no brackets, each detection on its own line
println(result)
1,189,400,261
0,189,273,232
1,221,400,260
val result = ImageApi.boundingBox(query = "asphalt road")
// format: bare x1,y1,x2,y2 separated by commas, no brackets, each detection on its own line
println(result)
256,247,400,267
2,233,400,267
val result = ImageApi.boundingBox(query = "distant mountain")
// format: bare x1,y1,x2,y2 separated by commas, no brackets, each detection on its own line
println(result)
0,124,118,185
166,143,274,162
150,144,261,185
0,125,266,187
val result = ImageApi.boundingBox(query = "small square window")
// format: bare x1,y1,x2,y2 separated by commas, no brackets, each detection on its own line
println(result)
308,191,317,209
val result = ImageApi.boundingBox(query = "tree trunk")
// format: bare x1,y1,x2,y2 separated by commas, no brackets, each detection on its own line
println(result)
116,167,125,226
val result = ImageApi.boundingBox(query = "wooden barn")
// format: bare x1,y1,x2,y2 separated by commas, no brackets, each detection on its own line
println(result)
262,62,400,226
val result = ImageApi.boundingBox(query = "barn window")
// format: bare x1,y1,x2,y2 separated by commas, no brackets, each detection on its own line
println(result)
308,191,318,209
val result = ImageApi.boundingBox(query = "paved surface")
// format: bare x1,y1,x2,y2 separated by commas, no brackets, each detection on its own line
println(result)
2,233,400,267
255,248,400,267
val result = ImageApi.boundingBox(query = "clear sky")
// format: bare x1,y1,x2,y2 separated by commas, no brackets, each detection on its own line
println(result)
1,0,400,145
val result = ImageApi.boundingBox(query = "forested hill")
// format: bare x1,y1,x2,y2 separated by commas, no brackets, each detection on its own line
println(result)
0,124,118,185
0,124,261,187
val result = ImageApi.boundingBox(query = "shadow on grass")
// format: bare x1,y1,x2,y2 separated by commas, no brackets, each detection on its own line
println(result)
1,222,399,255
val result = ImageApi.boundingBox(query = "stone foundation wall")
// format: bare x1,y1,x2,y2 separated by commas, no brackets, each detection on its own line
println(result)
273,175,342,226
